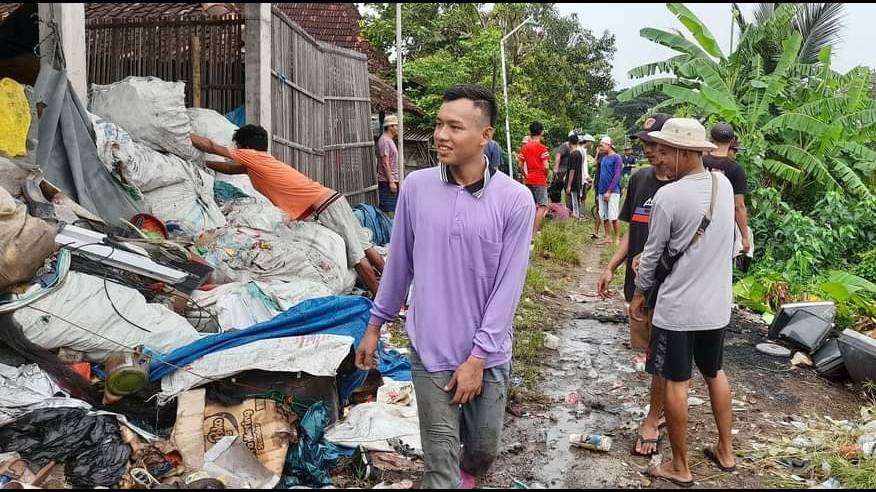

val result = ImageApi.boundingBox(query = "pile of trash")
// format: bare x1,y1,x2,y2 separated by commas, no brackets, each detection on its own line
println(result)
756,301,876,386
0,68,417,489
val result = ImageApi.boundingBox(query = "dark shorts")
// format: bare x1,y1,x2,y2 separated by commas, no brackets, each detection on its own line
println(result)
645,326,727,382
527,185,549,207
378,180,398,213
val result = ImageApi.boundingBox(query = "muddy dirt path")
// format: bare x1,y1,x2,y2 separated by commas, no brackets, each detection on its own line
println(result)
483,243,868,489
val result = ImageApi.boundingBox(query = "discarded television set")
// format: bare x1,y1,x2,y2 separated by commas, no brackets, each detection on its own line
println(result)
768,301,836,340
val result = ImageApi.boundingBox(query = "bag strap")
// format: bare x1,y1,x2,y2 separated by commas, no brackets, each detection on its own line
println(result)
682,171,718,252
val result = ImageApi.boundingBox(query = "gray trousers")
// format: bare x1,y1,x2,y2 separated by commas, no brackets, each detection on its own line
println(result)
411,351,511,489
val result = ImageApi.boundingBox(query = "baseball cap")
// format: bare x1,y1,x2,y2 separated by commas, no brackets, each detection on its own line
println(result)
568,130,577,137
629,113,672,142
599,135,614,148
711,122,735,143
578,133,595,143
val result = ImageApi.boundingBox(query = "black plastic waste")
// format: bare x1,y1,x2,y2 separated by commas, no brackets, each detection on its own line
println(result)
777,310,832,354
0,408,131,488
837,329,876,386
813,338,847,378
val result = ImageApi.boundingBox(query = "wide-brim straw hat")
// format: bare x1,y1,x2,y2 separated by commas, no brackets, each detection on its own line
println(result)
647,118,718,152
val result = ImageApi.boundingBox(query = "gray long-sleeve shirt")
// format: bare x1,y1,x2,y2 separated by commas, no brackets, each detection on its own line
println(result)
635,171,735,331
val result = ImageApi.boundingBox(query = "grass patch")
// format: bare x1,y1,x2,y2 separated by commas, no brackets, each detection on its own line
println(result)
512,219,590,390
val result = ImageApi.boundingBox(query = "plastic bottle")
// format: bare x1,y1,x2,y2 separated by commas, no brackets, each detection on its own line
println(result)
569,433,612,452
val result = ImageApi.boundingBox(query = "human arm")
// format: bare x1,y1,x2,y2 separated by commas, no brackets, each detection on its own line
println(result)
381,154,398,193
735,194,750,254
633,195,672,296
598,231,629,298
604,155,623,200
191,134,232,159
205,160,247,175
356,178,416,370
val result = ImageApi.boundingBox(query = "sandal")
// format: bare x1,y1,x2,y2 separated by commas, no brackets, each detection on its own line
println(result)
704,447,737,472
646,464,695,488
631,433,661,456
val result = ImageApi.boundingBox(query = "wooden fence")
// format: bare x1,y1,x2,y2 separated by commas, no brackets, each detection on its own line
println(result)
85,16,245,115
84,11,378,205
270,7,377,205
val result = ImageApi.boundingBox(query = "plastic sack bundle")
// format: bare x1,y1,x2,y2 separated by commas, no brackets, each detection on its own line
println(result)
89,76,199,161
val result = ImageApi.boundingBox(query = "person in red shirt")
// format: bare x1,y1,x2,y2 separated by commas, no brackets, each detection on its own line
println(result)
521,122,551,240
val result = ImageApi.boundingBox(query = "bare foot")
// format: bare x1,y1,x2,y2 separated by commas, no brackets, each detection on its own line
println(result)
647,461,694,487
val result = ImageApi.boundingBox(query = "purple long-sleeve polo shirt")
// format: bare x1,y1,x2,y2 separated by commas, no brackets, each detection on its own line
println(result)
369,163,535,372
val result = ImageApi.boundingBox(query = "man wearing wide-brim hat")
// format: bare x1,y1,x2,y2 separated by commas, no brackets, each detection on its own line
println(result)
629,118,739,487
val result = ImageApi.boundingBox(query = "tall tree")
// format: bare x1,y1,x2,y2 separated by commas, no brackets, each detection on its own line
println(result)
360,3,616,150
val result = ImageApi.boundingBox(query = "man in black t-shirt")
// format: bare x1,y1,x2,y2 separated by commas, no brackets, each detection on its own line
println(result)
597,113,674,457
563,134,584,219
704,122,751,254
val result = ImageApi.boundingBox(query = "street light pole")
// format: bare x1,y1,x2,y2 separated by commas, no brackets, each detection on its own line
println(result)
501,15,534,178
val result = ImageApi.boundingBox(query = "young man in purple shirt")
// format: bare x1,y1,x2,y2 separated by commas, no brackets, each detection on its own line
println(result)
356,84,534,489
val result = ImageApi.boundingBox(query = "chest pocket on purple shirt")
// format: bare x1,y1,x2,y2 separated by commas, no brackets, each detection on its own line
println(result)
462,234,502,278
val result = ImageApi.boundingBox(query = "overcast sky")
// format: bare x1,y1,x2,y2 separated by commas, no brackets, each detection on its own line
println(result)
555,3,876,89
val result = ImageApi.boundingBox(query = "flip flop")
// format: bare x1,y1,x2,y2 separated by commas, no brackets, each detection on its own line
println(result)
703,447,738,472
631,434,661,457
645,464,695,488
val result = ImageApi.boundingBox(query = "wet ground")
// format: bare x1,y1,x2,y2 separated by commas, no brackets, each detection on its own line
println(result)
482,246,868,489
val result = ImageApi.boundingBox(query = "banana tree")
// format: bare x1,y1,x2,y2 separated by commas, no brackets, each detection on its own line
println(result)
618,3,875,200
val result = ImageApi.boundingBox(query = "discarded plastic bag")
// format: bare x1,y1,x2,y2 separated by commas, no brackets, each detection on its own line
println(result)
280,401,352,488
0,188,57,292
0,78,31,157
202,436,280,489
0,408,131,488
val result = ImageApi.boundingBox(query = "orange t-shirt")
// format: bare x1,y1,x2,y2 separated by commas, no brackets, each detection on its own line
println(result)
229,148,331,220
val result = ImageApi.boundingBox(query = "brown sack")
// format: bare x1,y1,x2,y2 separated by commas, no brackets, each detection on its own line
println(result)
203,398,299,476
171,389,298,477
0,187,56,292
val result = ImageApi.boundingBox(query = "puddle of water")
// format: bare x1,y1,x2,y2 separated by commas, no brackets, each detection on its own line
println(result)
529,319,642,488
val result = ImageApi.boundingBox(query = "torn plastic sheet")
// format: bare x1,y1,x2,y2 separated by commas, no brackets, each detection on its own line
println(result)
158,334,355,403
323,402,422,455
0,362,157,441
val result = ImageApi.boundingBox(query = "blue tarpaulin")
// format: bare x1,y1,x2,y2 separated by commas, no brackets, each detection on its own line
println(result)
147,295,411,402
224,105,246,128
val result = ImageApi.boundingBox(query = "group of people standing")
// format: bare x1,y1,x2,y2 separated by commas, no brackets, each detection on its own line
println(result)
360,88,752,488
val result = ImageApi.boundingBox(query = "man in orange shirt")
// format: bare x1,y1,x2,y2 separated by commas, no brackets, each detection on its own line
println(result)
191,125,385,295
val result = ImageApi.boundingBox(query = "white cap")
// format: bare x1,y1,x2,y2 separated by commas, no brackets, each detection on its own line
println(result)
599,135,614,148
568,130,577,137
579,133,595,142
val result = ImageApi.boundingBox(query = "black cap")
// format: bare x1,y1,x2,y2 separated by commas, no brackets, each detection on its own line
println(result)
629,113,673,142
711,122,735,143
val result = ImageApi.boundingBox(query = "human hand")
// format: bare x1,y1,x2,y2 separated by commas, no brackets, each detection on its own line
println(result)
355,326,381,371
741,236,751,255
446,356,486,404
390,182,398,194
632,254,642,274
603,192,611,202
598,269,614,299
